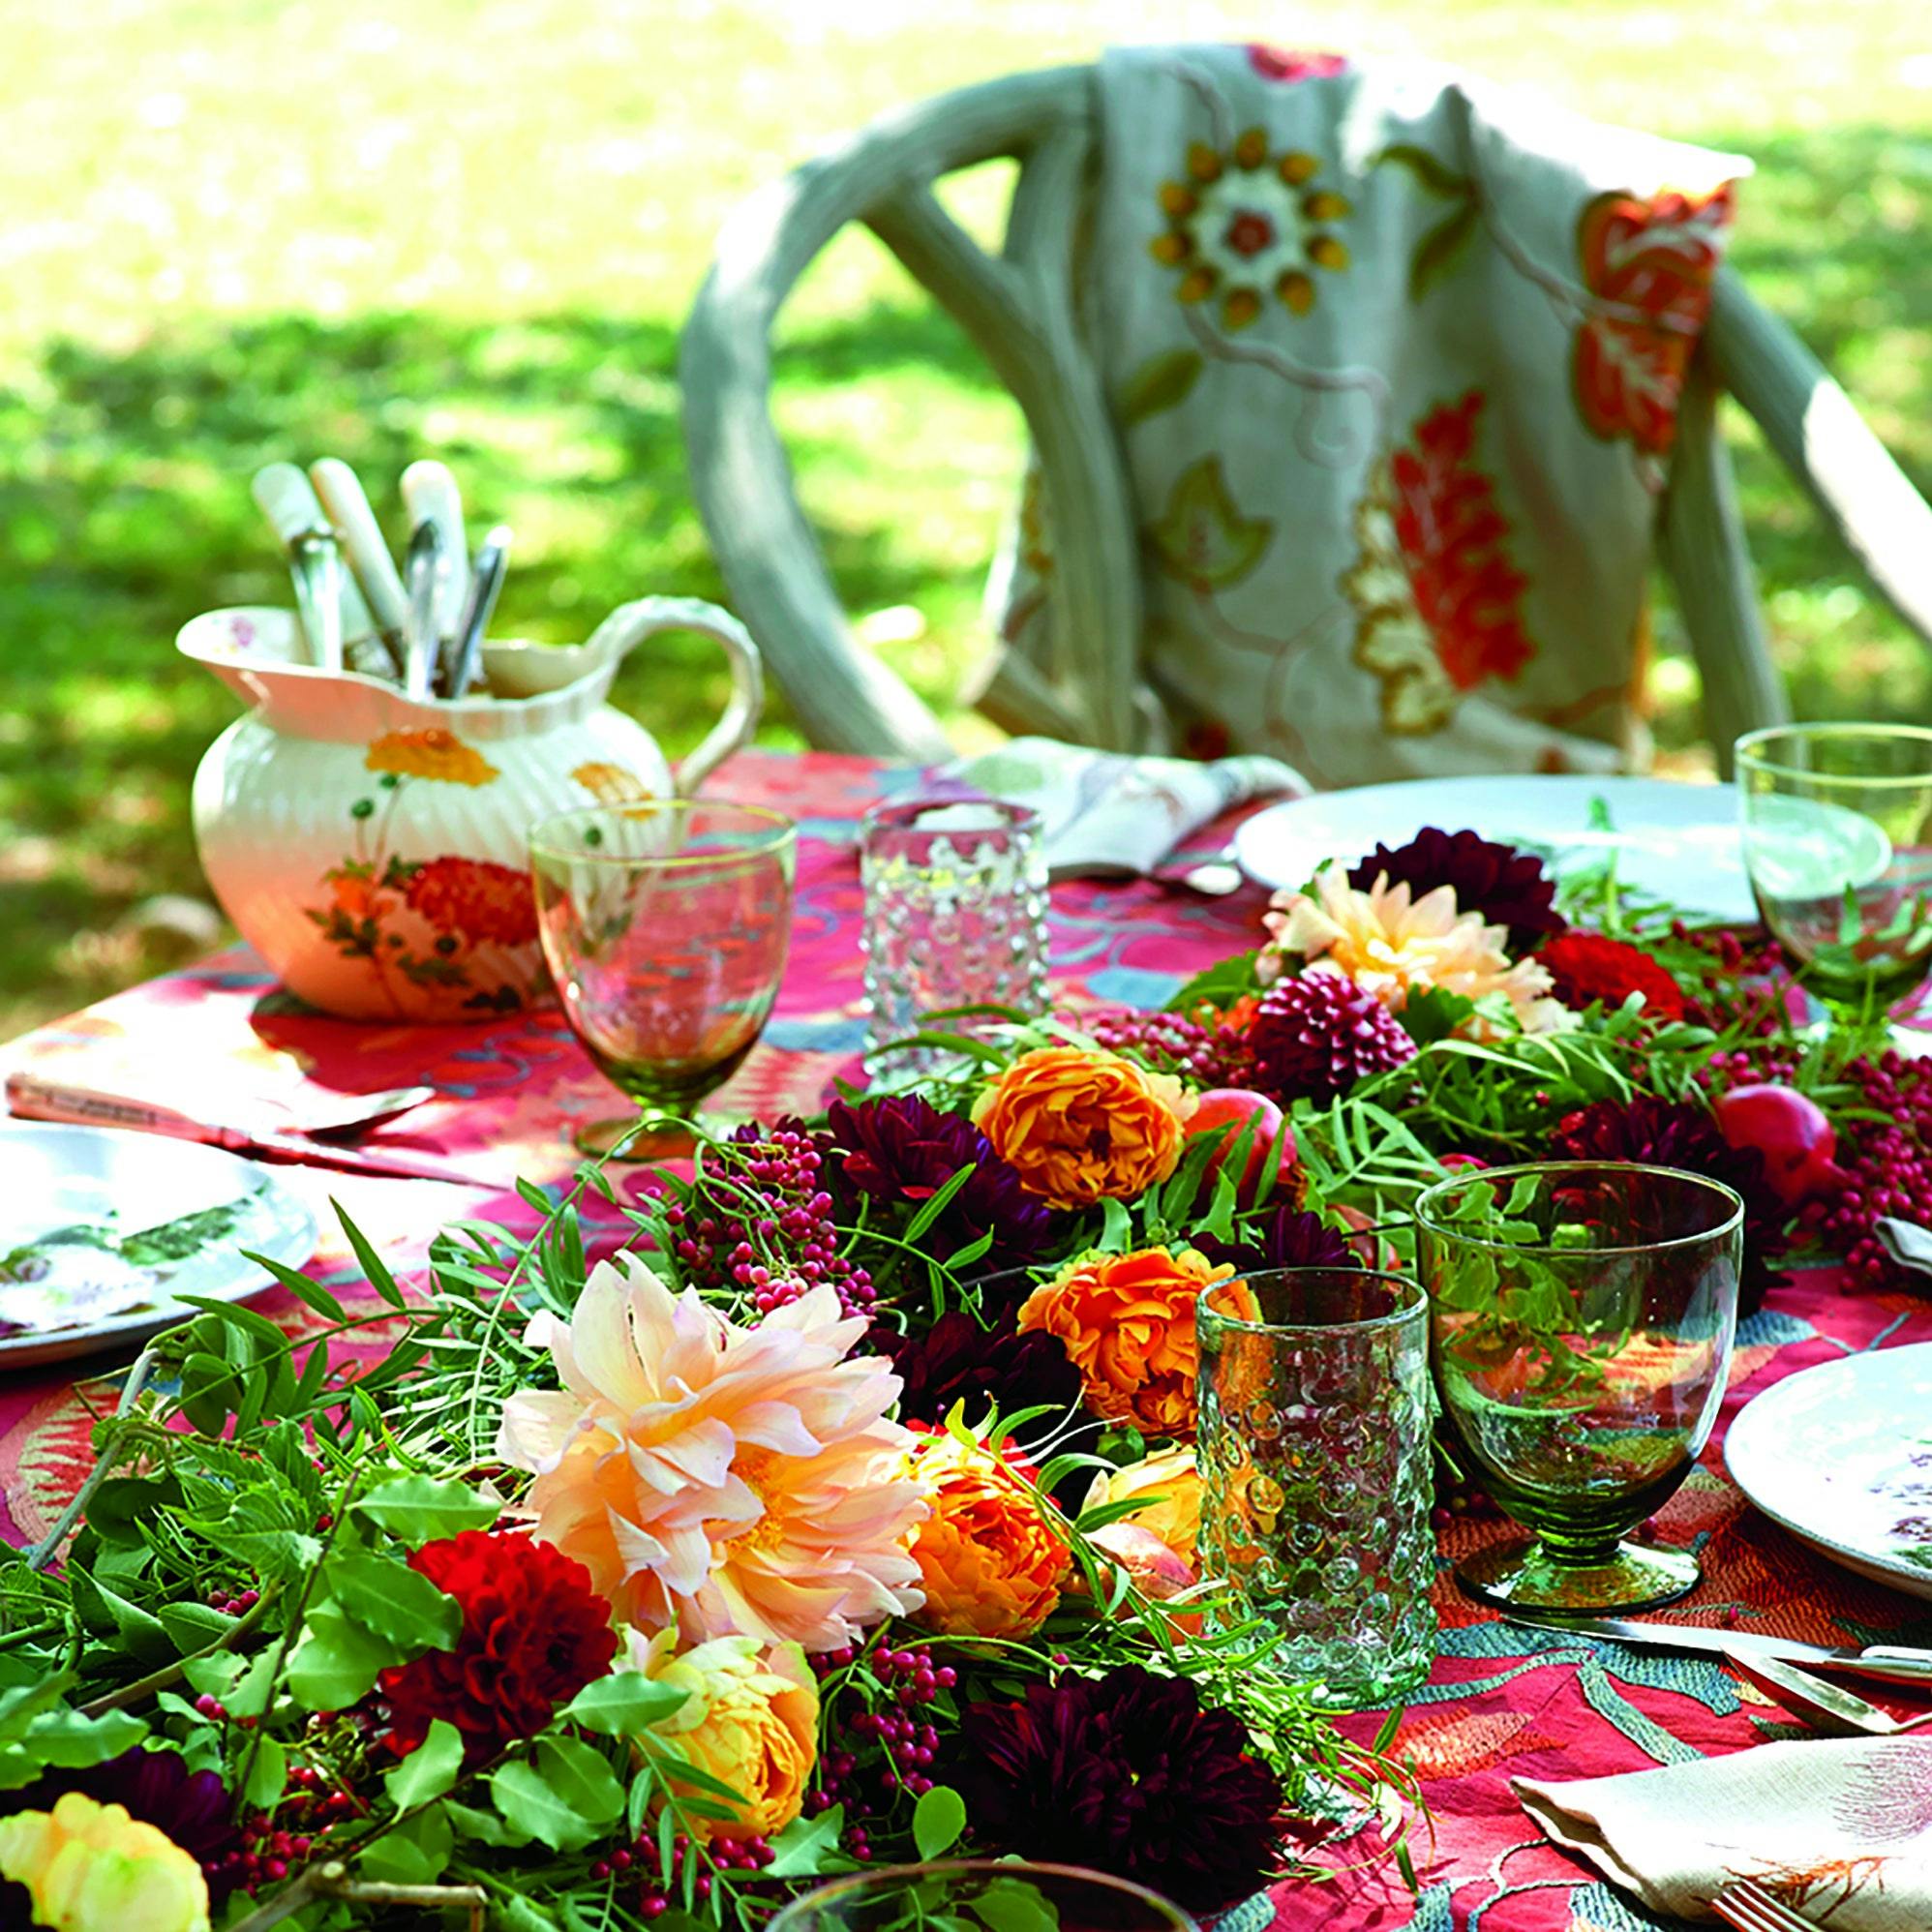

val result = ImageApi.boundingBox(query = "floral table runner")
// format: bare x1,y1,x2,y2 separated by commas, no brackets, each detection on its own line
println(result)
4,749,1930,1931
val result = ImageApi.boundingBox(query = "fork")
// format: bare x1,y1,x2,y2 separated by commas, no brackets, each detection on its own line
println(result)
1712,1880,1821,1930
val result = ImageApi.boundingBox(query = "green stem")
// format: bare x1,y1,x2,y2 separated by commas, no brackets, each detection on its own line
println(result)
24,1344,159,1573
78,1585,279,1716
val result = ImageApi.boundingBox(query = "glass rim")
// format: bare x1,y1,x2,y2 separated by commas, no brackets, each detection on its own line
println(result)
1199,1264,1427,1337
1413,1160,1745,1256
860,795,1042,838
527,799,797,866
1735,722,1932,788
767,1860,1196,1932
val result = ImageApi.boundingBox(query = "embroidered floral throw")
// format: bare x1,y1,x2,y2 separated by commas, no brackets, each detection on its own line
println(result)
993,45,1749,784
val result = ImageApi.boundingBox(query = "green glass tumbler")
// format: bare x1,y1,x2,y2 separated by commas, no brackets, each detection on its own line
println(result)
1195,1267,1435,1708
1416,1161,1742,1615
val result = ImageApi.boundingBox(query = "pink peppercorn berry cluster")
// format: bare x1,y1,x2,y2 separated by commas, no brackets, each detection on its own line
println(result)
589,1828,773,1917
805,1644,957,1844
208,1766,365,1896
1803,1048,1932,1291
206,1585,261,1618
659,1125,876,1319
1080,1007,1242,1087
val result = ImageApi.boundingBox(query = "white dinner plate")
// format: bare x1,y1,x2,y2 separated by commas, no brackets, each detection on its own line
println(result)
1725,1343,1932,1603
0,1122,317,1371
1234,774,1755,921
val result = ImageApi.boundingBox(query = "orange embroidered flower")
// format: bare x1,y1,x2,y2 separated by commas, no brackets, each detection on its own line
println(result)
364,728,499,787
403,856,538,948
971,1046,1193,1210
907,1428,1072,1639
572,761,654,804
1017,1247,1233,1439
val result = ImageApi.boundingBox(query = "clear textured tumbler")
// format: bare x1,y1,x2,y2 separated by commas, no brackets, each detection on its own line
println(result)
859,799,1050,1049
1194,1267,1435,1708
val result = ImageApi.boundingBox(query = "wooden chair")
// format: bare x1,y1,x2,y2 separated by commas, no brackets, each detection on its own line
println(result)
680,63,1932,775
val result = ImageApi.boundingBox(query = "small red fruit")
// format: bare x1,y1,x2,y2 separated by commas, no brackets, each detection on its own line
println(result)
1714,1083,1847,1206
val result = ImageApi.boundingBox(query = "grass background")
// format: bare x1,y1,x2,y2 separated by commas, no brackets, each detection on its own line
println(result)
3,0,1929,1037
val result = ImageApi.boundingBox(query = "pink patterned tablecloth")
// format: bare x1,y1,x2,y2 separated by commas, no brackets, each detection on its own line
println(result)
4,749,1931,1932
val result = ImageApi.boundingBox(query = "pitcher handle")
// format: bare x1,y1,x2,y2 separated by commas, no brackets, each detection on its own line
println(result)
581,596,764,796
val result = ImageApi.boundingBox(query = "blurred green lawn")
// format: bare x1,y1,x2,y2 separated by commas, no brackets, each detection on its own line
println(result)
3,0,1929,1037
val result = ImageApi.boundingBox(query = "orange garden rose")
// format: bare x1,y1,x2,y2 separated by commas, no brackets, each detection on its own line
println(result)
907,1428,1072,1639
1084,1444,1203,1564
970,1046,1193,1210
364,727,499,787
628,1630,819,1842
1018,1247,1233,1438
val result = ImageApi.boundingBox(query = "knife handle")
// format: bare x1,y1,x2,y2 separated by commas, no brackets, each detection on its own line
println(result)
7,1072,213,1141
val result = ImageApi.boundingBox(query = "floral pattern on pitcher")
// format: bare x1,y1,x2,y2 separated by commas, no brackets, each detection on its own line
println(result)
307,729,542,1019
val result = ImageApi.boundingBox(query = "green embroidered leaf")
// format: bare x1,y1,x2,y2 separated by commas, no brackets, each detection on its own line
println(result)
1376,141,1471,199
1408,200,1481,303
1119,347,1204,426
1148,457,1273,590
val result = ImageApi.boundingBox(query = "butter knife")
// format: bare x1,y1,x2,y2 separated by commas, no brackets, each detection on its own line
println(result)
1504,1614,1932,1684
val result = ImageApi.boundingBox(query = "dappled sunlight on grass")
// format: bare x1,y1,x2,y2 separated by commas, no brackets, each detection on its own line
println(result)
1,1,1928,1033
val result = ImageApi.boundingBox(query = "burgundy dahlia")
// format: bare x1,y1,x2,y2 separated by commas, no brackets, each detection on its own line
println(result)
826,1096,1051,1265
952,1665,1283,1911
1550,1094,1789,1313
1247,972,1418,1103
380,1528,619,1760
1349,827,1564,951
0,1746,236,1901
871,1308,1083,1427
1193,1204,1361,1276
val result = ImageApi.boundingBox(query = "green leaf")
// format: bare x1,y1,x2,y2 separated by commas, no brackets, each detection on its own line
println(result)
84,1473,184,1546
243,1735,287,1811
491,1737,623,1853
1401,985,1477,1046
222,1528,324,1584
241,1248,348,1322
1375,141,1471,198
1118,347,1203,426
492,1899,559,1932
912,1783,967,1860
334,1199,408,1309
9,1706,146,1777
1099,1196,1133,1253
1408,201,1480,303
287,1603,395,1711
901,1163,979,1244
765,1804,848,1878
969,1879,1062,1932
354,1473,498,1545
1166,948,1262,1015
443,1796,533,1849
559,1672,687,1736
157,1602,238,1654
385,1719,465,1810
83,1572,172,1666
358,1800,454,1885
329,1554,461,1651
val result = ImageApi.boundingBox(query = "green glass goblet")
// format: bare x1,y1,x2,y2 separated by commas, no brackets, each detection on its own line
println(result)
529,800,796,1158
768,1862,1197,1932
1415,1161,1742,1615
1736,722,1932,1023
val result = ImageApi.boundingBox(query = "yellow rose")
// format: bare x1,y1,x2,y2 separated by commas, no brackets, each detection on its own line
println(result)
0,1793,210,1932
971,1046,1192,1210
1084,1445,1203,1564
630,1631,819,1842
907,1428,1072,1639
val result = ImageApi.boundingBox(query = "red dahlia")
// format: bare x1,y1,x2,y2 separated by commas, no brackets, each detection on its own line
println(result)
380,1529,618,1760
1248,972,1417,1103
1537,932,1686,1020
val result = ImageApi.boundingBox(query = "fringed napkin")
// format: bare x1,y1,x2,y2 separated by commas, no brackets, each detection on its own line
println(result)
1515,1737,1932,1927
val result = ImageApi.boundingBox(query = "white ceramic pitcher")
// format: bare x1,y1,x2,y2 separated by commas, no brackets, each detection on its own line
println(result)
178,598,763,1021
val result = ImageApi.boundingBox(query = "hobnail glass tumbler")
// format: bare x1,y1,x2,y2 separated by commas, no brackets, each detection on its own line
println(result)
859,799,1050,1049
1195,1267,1435,1708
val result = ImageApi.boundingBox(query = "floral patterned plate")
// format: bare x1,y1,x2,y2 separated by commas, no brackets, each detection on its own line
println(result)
1233,774,1754,920
0,1122,317,1371
1726,1343,1932,1603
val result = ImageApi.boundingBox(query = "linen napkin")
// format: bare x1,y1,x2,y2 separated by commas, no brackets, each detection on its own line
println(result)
1515,1737,1932,1927
941,737,1306,880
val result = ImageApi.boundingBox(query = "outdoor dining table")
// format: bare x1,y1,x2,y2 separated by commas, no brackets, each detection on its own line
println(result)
5,747,1931,1932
